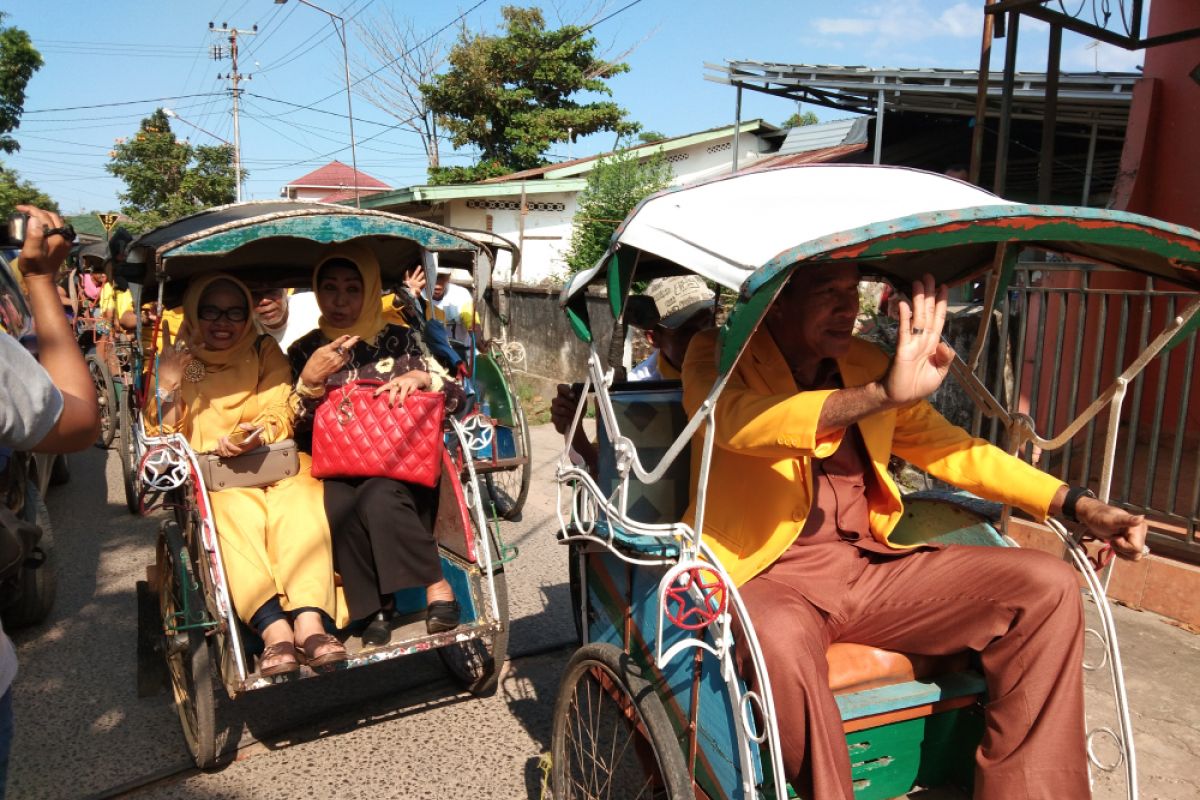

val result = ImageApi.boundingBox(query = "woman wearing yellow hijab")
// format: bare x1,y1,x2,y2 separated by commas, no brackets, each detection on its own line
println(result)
148,272,347,675
287,244,467,647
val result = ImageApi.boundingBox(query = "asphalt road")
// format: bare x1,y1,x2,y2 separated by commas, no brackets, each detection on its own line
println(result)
7,423,1200,799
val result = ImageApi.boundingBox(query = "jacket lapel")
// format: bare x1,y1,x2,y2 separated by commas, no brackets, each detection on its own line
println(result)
746,328,801,395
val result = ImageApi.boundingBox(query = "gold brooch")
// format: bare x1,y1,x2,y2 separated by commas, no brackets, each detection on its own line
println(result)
183,359,207,383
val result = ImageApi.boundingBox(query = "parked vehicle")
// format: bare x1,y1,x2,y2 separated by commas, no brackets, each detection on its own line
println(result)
551,164,1200,799
124,201,514,768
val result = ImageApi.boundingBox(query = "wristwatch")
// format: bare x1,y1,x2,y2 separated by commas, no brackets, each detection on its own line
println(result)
1062,486,1096,523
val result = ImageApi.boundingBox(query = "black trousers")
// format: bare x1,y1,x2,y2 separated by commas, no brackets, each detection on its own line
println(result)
323,476,442,620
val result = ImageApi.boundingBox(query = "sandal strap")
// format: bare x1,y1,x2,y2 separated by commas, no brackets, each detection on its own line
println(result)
262,641,298,660
299,632,346,661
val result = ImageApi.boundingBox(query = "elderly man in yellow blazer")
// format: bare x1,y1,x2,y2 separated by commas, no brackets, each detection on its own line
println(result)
682,263,1147,800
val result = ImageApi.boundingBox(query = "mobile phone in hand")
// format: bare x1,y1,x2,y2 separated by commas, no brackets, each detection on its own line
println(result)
228,426,264,446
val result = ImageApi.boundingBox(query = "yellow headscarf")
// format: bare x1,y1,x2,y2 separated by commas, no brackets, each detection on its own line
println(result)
164,273,293,452
313,242,385,342
179,273,258,367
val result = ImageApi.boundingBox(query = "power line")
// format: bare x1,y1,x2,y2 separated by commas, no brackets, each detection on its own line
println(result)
23,93,225,114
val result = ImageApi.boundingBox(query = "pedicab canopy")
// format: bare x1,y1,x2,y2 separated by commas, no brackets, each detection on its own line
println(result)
123,200,487,304
561,164,1200,375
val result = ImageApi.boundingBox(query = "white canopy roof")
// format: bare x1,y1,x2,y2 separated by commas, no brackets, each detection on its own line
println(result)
567,165,1016,297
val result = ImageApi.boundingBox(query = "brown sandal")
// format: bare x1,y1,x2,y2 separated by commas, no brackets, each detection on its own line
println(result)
260,641,300,677
299,633,348,669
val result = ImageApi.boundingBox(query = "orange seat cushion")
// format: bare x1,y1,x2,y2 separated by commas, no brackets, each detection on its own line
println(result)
826,643,971,694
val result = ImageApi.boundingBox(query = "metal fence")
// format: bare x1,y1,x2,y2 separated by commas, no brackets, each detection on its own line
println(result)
963,261,1200,563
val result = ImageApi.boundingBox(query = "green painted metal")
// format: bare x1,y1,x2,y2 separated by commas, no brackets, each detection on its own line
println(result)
1164,301,1200,353
717,207,1200,375
163,214,477,259
565,305,593,343
715,270,789,376
834,671,986,721
785,708,983,800
472,352,516,426
888,498,1007,548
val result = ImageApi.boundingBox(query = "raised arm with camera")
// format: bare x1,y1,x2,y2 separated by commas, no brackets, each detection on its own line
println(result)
12,205,101,451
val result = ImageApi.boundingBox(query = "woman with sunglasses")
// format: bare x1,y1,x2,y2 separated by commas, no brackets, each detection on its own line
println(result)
149,273,347,676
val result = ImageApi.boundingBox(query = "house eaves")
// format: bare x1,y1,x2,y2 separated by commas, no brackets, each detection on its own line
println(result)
356,178,589,209
537,119,776,180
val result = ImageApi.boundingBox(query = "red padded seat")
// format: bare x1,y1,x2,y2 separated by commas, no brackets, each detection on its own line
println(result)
826,643,971,694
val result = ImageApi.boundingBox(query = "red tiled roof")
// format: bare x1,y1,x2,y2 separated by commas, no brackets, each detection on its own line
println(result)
319,188,388,203
742,143,868,172
287,160,390,190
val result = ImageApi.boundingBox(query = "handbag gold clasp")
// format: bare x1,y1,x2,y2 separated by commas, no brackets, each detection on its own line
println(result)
336,394,355,426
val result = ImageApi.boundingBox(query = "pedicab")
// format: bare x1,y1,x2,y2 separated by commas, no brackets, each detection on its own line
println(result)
552,164,1200,799
0,251,57,628
124,200,512,768
411,229,533,519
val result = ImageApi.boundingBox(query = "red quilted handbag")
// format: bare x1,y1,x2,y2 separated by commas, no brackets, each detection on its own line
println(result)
311,380,445,487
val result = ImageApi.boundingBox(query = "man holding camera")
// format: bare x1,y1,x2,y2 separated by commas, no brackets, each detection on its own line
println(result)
1,206,101,796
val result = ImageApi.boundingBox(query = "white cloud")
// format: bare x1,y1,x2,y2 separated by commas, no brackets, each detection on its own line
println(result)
815,18,876,36
814,2,982,41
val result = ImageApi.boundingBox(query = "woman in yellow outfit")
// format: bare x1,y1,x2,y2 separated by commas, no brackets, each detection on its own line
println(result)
147,273,347,676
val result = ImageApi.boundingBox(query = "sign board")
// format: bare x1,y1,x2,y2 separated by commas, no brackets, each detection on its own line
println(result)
97,213,120,234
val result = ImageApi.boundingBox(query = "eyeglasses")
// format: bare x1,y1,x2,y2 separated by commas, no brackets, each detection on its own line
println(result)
197,305,249,322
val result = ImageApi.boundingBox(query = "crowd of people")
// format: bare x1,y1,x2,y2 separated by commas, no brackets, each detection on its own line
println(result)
2,197,1153,799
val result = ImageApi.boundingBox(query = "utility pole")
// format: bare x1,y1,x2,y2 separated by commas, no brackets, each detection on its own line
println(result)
210,22,257,202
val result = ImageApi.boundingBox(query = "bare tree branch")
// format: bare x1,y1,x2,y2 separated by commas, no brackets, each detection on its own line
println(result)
352,7,446,168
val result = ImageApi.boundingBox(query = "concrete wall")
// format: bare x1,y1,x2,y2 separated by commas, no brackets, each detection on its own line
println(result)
498,284,616,396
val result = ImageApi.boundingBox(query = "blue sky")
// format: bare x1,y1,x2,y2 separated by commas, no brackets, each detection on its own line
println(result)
4,0,1144,214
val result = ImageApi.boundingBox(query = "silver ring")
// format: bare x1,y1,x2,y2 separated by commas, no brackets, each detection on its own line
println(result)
910,327,924,335
1140,545,1151,556
174,341,186,353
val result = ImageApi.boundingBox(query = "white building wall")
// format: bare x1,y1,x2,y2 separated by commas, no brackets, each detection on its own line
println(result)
443,191,579,285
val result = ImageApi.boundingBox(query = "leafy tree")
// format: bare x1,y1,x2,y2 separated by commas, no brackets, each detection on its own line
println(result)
0,163,56,218
781,110,820,128
422,6,637,184
106,109,238,230
565,144,672,276
0,13,43,154
637,130,666,144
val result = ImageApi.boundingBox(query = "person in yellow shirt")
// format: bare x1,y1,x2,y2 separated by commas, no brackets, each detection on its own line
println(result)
681,264,1148,800
148,273,346,675
97,276,136,333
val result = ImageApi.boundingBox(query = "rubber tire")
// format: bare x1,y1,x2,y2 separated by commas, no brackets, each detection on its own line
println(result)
436,565,509,696
484,406,532,520
1,488,57,629
159,521,217,769
87,354,117,449
118,397,140,514
49,454,70,487
551,642,693,800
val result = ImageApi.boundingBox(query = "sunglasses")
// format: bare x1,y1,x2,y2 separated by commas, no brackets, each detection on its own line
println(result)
197,305,249,323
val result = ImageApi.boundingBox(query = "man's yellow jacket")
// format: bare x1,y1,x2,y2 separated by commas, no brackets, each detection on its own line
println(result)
681,327,1065,587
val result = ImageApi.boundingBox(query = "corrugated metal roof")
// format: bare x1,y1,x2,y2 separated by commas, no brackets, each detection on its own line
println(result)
745,142,868,171
777,118,869,155
286,160,391,190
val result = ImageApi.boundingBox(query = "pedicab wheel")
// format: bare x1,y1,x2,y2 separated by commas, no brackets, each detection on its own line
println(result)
86,354,117,448
49,454,70,486
2,487,56,630
437,567,509,696
484,406,532,519
551,643,692,800
157,521,217,769
118,399,139,514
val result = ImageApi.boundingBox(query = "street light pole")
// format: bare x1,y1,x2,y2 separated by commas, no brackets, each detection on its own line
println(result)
277,0,361,207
